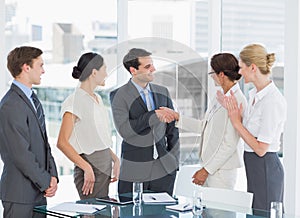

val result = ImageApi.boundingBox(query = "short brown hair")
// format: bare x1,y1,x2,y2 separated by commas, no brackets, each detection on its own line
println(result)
123,48,152,73
7,46,43,78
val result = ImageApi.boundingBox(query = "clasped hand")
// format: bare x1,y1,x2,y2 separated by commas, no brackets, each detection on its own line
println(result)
155,107,179,123
44,176,58,197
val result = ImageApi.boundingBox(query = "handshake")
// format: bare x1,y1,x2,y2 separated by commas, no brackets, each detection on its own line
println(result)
155,107,179,123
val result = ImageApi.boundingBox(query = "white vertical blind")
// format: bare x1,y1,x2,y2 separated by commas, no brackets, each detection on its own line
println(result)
284,0,300,216
0,0,6,98
207,0,221,102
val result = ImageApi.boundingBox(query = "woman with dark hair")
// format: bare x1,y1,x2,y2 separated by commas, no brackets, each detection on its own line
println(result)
161,53,247,189
57,52,119,199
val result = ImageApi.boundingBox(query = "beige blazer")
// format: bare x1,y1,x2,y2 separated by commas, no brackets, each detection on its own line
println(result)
177,84,247,175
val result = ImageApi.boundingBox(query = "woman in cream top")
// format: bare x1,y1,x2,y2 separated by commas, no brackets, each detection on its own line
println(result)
222,44,286,210
162,53,247,190
57,52,119,199
61,88,112,154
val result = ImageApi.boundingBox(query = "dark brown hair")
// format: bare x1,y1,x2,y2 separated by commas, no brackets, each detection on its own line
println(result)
7,46,43,78
123,48,152,73
210,53,241,82
72,52,104,82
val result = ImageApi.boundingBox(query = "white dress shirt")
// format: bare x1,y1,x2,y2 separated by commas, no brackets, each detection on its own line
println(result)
61,88,112,154
243,81,287,152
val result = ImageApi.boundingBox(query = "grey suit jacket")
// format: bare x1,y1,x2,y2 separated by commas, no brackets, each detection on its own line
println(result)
110,80,179,182
0,84,58,204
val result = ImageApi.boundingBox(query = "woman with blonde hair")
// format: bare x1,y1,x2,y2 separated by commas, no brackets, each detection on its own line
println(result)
222,44,286,210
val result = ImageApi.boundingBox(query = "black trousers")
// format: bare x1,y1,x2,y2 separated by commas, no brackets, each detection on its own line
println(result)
2,198,46,218
244,151,284,211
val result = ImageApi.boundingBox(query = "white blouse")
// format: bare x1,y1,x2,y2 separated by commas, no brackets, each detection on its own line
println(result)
243,82,287,152
61,88,112,155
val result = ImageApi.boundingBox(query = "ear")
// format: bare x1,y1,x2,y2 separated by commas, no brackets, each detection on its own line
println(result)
219,71,225,77
129,66,136,75
250,63,257,72
92,68,97,76
21,64,30,72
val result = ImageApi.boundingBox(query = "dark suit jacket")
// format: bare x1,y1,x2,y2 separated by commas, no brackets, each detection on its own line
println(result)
0,84,58,204
110,80,179,182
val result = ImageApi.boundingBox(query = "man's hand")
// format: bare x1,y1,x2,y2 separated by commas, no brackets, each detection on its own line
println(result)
159,107,179,121
192,168,209,186
155,107,178,123
44,176,58,197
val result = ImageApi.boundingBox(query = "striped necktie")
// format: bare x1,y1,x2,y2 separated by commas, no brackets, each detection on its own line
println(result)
31,91,46,135
143,89,153,111
142,89,158,159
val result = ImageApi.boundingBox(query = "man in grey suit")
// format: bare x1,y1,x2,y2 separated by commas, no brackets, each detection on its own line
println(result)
0,46,58,217
110,48,179,195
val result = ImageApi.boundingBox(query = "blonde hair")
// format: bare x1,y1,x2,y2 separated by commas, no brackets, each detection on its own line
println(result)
239,44,275,75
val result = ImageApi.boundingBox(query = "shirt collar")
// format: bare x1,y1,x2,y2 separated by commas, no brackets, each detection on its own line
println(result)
224,82,240,97
13,80,33,99
130,79,151,93
250,81,275,101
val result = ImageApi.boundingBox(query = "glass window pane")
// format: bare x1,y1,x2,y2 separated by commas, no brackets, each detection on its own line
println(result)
221,0,285,155
3,0,117,175
127,0,209,165
221,0,285,95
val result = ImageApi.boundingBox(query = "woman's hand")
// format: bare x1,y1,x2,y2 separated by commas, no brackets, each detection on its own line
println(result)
216,90,226,108
82,164,95,196
224,90,243,129
111,157,120,183
192,168,209,186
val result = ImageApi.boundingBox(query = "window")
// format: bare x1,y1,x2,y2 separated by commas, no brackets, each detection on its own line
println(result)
127,0,209,164
3,0,117,175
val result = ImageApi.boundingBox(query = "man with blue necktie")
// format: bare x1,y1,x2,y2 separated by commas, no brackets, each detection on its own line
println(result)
110,48,180,195
0,46,58,217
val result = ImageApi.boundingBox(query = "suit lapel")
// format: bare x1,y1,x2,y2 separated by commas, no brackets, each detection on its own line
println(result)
11,84,36,114
150,83,160,109
205,97,221,122
11,84,47,142
127,80,148,111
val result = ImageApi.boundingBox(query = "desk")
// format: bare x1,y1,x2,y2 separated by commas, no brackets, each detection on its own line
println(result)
33,195,294,218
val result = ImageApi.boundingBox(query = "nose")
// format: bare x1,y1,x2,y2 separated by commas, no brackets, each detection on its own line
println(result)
150,65,156,72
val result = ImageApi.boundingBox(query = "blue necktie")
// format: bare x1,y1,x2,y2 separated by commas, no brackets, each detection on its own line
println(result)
142,89,158,159
143,89,153,111
31,91,46,135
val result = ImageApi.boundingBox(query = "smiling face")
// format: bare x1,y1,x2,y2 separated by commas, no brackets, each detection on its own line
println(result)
94,63,108,86
27,55,45,86
238,59,252,83
209,71,221,86
131,56,156,85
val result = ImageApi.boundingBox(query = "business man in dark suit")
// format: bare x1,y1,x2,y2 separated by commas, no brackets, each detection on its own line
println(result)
0,46,58,217
110,48,179,195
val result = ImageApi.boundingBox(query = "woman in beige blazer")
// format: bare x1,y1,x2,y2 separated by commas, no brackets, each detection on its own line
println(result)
162,53,247,189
